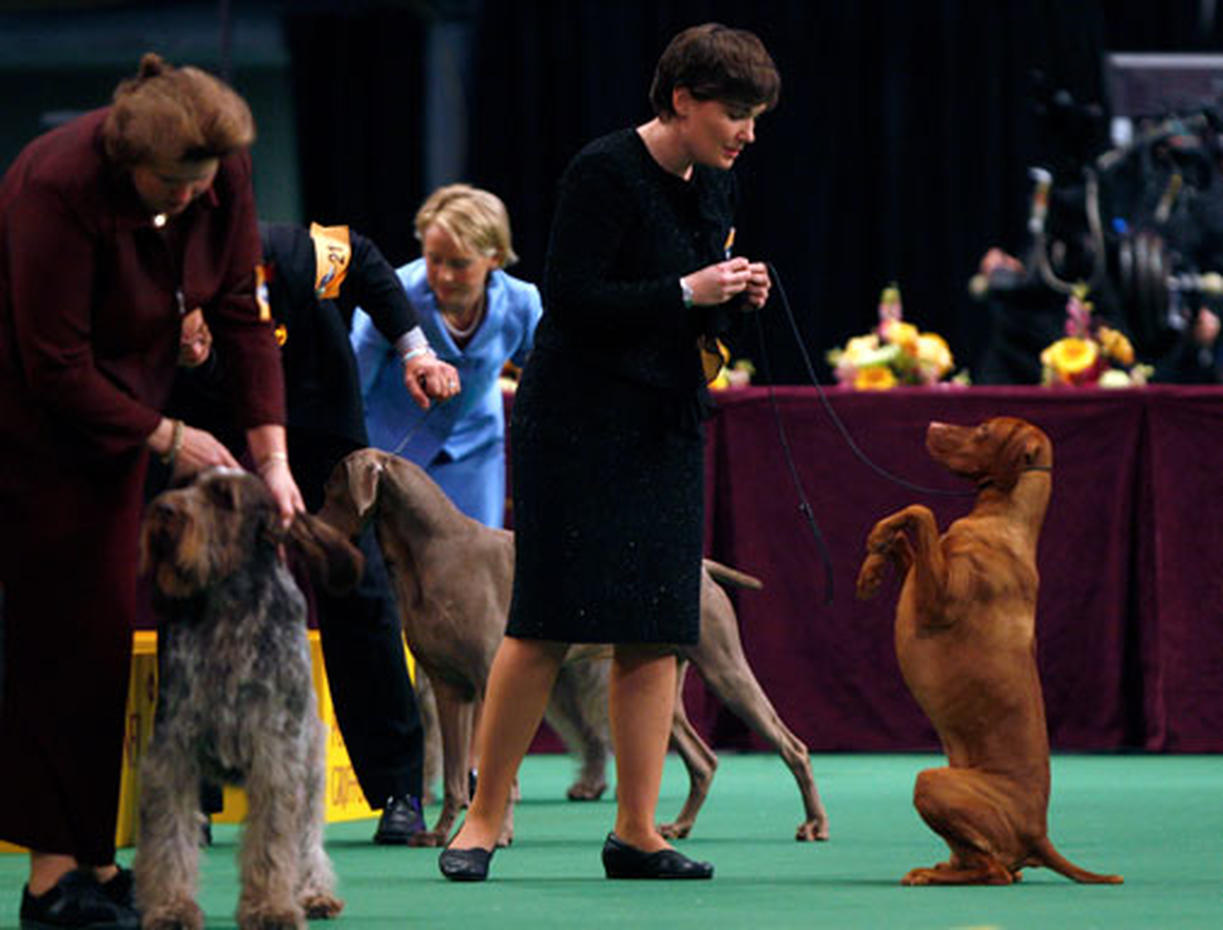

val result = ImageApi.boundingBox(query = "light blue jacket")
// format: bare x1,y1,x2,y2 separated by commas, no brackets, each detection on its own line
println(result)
351,259,542,524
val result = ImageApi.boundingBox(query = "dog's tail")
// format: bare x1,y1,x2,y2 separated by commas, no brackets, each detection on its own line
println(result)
1029,837,1123,884
702,558,763,590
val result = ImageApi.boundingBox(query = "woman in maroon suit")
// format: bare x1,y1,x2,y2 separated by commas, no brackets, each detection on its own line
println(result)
0,53,301,929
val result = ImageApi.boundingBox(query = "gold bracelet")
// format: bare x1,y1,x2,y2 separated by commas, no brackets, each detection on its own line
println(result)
258,450,289,474
159,419,184,466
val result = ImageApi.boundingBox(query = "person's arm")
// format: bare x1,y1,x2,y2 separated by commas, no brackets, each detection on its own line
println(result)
246,423,302,523
343,231,459,408
6,172,164,455
546,152,753,333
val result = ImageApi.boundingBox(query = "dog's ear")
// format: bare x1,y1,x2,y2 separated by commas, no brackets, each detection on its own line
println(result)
346,450,382,518
286,511,365,594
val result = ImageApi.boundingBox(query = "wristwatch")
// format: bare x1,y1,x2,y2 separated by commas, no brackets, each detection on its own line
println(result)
680,277,695,308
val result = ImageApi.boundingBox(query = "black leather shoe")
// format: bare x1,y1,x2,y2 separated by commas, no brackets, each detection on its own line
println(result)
601,833,714,880
20,869,140,930
438,846,494,882
374,795,427,845
98,868,133,909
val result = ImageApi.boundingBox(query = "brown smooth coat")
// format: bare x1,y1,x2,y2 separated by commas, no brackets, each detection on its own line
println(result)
856,417,1122,886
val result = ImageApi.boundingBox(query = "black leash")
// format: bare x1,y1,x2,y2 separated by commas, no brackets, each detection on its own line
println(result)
743,264,978,605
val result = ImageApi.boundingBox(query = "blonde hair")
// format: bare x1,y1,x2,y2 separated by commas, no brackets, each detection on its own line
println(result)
414,183,518,267
102,52,255,167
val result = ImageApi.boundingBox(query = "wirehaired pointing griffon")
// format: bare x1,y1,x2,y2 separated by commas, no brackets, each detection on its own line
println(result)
856,417,1122,886
136,467,363,930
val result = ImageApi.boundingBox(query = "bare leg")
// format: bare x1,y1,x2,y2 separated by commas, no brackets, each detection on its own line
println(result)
28,852,78,896
609,644,676,853
446,636,567,851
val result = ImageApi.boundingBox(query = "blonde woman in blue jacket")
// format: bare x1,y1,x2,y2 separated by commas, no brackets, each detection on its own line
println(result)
352,184,541,527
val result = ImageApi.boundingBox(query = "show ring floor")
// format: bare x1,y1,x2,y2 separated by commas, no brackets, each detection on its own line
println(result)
2,752,1219,929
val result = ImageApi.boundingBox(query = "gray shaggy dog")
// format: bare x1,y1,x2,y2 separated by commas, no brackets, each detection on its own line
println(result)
136,467,362,930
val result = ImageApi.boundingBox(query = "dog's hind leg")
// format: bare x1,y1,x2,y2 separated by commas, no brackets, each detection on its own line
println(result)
295,717,343,920
659,660,716,840
545,659,610,801
902,766,1018,886
134,746,207,930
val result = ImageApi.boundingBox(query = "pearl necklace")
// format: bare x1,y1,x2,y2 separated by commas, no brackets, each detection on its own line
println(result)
442,303,484,339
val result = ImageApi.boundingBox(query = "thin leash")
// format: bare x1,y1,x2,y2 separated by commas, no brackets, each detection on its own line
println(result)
744,264,978,605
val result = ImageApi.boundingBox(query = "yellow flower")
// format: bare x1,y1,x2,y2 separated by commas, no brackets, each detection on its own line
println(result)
916,332,953,376
879,319,919,354
1097,326,1134,366
843,333,881,362
1041,337,1098,379
854,365,897,391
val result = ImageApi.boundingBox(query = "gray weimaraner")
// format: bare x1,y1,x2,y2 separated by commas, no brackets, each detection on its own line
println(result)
318,448,829,847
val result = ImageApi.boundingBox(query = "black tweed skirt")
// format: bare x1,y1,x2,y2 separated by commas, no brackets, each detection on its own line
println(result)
506,348,704,644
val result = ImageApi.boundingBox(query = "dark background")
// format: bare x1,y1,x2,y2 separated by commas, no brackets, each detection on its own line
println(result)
2,0,1221,382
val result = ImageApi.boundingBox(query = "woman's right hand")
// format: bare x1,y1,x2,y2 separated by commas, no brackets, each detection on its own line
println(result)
172,424,241,479
682,257,753,306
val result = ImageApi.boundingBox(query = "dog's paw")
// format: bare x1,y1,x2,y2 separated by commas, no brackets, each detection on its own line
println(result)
901,867,938,886
237,905,305,930
408,829,446,848
566,779,607,801
795,818,830,842
300,893,344,920
658,820,692,840
855,555,887,600
143,900,206,930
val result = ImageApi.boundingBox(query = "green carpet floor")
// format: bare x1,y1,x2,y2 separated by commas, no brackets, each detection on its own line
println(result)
3,753,1221,929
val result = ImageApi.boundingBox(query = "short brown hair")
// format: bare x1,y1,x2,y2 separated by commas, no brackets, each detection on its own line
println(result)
102,52,255,167
649,23,780,118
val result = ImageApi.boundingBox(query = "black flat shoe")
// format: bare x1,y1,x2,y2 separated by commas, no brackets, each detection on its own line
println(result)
601,833,714,880
438,846,494,882
374,795,426,845
98,868,133,909
20,870,140,930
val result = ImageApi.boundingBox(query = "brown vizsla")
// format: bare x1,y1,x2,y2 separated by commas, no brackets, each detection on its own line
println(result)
856,417,1122,886
317,448,829,847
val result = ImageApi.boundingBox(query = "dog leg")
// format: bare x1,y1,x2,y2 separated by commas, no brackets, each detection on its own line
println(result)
415,673,442,805
238,740,310,930
428,675,475,847
295,717,343,920
901,766,1020,886
659,661,715,839
134,745,207,930
545,660,610,801
687,577,831,841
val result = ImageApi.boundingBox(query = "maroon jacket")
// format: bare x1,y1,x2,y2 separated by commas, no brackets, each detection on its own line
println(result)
0,106,285,465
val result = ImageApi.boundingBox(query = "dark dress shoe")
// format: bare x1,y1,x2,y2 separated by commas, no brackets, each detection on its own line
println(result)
98,868,133,909
374,794,427,844
20,869,140,930
438,846,494,882
601,833,714,880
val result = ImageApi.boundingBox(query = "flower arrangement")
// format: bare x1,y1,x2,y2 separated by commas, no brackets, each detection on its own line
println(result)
1040,288,1151,387
825,285,963,390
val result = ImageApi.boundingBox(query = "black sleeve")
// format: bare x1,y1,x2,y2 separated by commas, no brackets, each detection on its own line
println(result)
336,229,419,340
544,152,696,334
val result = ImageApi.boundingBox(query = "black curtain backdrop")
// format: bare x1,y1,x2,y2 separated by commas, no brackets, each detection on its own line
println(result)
284,6,427,268
285,0,1223,382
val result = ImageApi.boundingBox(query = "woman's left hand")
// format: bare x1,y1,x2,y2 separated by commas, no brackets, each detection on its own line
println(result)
403,355,461,409
178,308,213,367
743,261,771,309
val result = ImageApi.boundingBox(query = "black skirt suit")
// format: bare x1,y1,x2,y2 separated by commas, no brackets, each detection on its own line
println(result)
506,128,738,645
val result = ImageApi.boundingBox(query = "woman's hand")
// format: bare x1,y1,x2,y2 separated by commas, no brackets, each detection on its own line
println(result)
743,261,771,309
403,355,461,410
256,456,305,525
178,308,213,368
682,257,754,306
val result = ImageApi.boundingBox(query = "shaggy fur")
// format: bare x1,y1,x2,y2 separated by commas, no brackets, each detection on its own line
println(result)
136,468,362,930
318,448,829,846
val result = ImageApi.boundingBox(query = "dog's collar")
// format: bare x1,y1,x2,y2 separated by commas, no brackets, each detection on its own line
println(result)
977,464,1052,490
